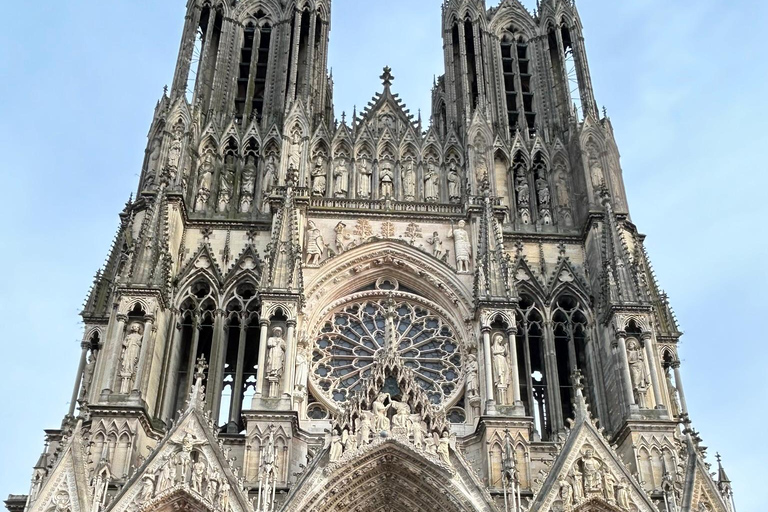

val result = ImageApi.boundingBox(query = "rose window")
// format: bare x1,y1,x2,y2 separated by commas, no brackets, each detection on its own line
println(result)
311,297,463,407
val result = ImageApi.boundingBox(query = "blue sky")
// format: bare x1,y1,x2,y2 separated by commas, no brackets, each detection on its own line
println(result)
1,1,766,510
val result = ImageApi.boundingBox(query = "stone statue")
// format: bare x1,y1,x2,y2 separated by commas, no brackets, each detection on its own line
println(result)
379,161,394,197
516,171,530,208
119,323,143,392
190,460,205,493
311,156,327,196
334,222,352,254
581,449,603,492
603,471,617,503
333,158,349,197
588,147,604,187
492,333,510,402
342,427,357,453
138,475,155,501
79,352,96,400
402,160,416,200
616,480,631,509
555,169,570,207
358,157,372,198
329,430,343,462
358,411,373,445
410,416,426,450
475,153,488,184
424,163,440,202
626,339,647,399
449,220,472,273
466,353,479,399
205,471,219,503
167,125,184,179
572,466,585,501
665,367,681,417
288,132,302,171
437,432,451,465
426,232,444,259
560,479,574,508
372,393,391,432
195,152,215,212
305,220,326,265
217,480,230,512
294,338,309,393
263,155,277,192
266,327,286,397
425,433,438,455
217,165,234,213
447,164,461,202
146,136,162,179
156,456,174,492
536,176,551,208
240,155,257,213
392,403,410,430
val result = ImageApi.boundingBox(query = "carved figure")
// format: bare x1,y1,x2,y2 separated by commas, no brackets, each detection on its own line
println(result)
358,411,373,445
156,456,175,492
119,324,143,391
311,156,327,196
410,416,426,450
572,466,585,501
379,161,394,197
294,339,309,393
218,165,234,213
305,220,326,265
424,163,440,202
138,475,155,501
329,430,343,462
665,367,681,418
240,155,257,213
616,480,631,508
266,327,286,397
146,136,162,180
333,158,349,197
627,339,647,398
588,147,604,187
402,160,416,200
334,222,352,254
190,460,205,493
288,132,302,171
79,352,96,400
392,403,410,430
425,434,438,455
536,176,550,208
466,353,479,399
492,333,510,402
217,480,230,512
205,472,219,503
426,232,444,259
516,172,530,207
555,169,570,207
581,449,603,492
449,220,472,273
604,471,617,503
560,479,574,508
263,155,277,192
358,157,372,198
447,163,461,201
475,153,488,184
372,393,391,432
167,125,184,178
195,152,215,211
437,432,451,465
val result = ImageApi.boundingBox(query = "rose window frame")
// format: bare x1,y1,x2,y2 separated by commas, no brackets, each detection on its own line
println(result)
309,290,465,413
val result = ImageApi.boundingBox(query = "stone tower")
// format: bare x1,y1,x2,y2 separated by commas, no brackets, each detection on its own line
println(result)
5,1,737,512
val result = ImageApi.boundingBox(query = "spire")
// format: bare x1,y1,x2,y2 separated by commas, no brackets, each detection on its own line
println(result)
186,355,208,411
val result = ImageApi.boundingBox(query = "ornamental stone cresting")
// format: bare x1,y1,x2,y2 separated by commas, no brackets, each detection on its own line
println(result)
5,2,737,512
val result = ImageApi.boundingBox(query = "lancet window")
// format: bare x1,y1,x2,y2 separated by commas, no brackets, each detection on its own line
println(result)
499,32,519,136
189,4,224,113
498,26,536,137
548,20,584,121
234,12,273,122
287,8,324,102
552,295,590,422
515,295,549,438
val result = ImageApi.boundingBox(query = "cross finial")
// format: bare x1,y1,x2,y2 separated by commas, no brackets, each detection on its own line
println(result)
380,66,395,88
341,111,347,125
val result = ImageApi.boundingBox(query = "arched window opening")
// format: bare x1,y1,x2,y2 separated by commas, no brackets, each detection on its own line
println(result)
516,295,549,439
560,24,583,120
295,10,312,99
252,22,272,119
552,295,589,424
547,25,568,120
234,23,256,120
172,280,216,415
516,37,536,136
439,100,448,138
451,23,465,125
464,20,479,110
499,32,519,136
195,6,224,113
186,24,205,103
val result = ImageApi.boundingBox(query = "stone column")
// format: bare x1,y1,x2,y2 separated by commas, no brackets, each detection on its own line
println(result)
672,362,689,416
615,331,636,409
282,321,297,396
542,320,563,431
131,315,155,396
208,310,227,413
506,328,524,415
642,332,664,409
67,342,90,417
482,327,496,415
161,319,184,421
101,314,127,397
254,320,270,397
185,314,202,395
229,322,249,428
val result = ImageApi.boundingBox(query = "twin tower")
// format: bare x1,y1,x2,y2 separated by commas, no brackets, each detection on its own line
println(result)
7,2,736,512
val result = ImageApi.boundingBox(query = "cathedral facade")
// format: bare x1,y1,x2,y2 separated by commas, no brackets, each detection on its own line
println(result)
5,1,737,512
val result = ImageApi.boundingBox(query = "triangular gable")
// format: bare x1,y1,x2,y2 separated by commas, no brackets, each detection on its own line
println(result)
546,257,591,300
178,243,224,285
106,366,250,512
681,447,729,512
512,257,546,296
27,424,92,512
530,389,656,512
224,244,263,283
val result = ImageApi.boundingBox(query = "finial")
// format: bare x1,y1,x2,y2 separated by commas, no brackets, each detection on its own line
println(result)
602,106,608,118
163,85,168,97
380,66,395,89
187,354,208,410
341,111,346,125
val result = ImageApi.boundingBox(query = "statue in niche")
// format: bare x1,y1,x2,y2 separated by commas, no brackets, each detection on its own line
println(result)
560,479,574,509
263,155,277,192
288,132,302,171
379,161,394,198
333,158,349,197
426,232,444,259
357,156,372,198
466,352,479,399
155,456,174,492
343,427,357,453
166,125,184,182
119,323,143,393
476,260,487,296
392,402,410,431
358,411,373,445
79,351,97,400
665,366,681,417
475,153,488,184
311,156,327,196
402,160,416,200
424,163,440,202
587,146,604,188
146,136,162,179
603,471,617,503
447,163,461,202
266,327,286,398
294,337,309,394
216,480,230,512
372,393,391,432
304,220,326,265
437,432,451,465
492,333,510,403
425,434,438,455
626,339,648,404
204,473,218,503
555,168,570,207
218,162,234,213
138,475,155,501
449,220,472,273
536,175,551,208
240,155,257,213
190,460,205,493
515,168,530,207
616,480,631,508
580,449,603,493
195,152,215,212
329,430,343,462
572,466,585,501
